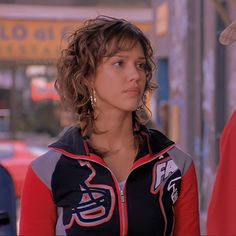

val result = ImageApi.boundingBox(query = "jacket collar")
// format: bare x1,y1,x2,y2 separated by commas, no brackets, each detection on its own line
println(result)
49,125,175,158
143,127,175,155
49,126,89,156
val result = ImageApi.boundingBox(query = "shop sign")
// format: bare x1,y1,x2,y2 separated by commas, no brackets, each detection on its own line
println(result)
0,19,82,61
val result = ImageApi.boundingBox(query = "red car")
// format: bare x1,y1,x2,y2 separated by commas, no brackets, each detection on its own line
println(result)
0,140,47,198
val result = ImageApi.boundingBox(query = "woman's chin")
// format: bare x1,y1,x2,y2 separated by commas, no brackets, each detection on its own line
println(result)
122,105,140,112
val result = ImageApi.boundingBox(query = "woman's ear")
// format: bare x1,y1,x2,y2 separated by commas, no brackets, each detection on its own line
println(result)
89,72,96,84
89,77,95,91
87,75,97,99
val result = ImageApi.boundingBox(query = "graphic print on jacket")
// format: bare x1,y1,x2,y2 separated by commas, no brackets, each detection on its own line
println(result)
151,157,181,203
51,157,117,235
151,155,181,235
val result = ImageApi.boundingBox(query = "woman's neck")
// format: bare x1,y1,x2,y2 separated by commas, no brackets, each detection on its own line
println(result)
90,110,135,153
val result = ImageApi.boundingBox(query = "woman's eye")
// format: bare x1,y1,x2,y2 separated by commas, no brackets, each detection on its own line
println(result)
113,61,123,67
137,62,146,70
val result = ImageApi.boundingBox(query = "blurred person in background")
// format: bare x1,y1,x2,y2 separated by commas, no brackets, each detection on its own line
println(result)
207,19,236,235
20,16,200,236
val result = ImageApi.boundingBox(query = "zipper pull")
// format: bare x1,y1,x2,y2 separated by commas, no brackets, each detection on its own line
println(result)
120,190,125,203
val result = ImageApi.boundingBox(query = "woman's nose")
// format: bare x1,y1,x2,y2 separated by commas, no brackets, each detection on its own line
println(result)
127,65,140,82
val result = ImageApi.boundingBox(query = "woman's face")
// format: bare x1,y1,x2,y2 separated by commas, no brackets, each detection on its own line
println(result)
93,42,147,113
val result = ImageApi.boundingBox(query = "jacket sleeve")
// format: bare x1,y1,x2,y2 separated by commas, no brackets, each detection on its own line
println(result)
173,162,200,236
19,165,56,236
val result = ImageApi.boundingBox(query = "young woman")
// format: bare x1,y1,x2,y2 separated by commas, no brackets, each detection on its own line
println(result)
20,16,200,236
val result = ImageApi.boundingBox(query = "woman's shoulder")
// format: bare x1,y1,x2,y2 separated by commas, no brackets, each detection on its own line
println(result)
30,149,62,187
145,126,194,175
168,146,194,176
31,149,61,168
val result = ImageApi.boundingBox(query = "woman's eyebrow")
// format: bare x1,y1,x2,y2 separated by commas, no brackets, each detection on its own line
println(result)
112,54,128,58
112,54,146,60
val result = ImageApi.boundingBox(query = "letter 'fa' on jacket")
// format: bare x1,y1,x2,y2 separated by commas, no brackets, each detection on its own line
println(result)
20,126,200,236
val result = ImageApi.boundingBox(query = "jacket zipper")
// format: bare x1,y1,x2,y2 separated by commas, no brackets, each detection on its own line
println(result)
51,145,175,235
120,190,125,203
120,189,126,236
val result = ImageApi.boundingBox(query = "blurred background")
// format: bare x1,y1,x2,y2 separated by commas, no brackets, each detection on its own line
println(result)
0,0,235,234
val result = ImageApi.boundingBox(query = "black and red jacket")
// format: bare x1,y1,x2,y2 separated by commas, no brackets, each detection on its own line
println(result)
20,126,200,236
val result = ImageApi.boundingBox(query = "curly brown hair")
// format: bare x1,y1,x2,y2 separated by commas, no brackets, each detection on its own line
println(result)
55,15,157,138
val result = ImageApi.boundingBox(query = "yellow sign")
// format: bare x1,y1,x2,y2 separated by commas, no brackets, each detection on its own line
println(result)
0,19,151,61
0,19,83,61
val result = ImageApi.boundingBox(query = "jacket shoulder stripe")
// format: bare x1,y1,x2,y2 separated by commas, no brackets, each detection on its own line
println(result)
168,146,193,175
31,149,61,189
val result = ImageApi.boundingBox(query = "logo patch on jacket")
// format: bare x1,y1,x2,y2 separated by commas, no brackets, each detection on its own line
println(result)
63,161,115,229
151,159,181,204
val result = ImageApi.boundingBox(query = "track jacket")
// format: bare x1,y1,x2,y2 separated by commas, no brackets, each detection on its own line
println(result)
20,126,200,236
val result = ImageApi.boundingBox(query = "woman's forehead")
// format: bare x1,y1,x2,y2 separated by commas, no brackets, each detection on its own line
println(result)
105,38,142,56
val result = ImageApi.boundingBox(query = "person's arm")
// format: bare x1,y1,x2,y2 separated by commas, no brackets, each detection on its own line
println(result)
173,163,200,236
19,165,56,236
207,111,236,235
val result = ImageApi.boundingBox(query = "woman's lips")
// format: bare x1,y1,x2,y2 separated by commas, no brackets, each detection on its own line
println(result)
123,87,140,96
